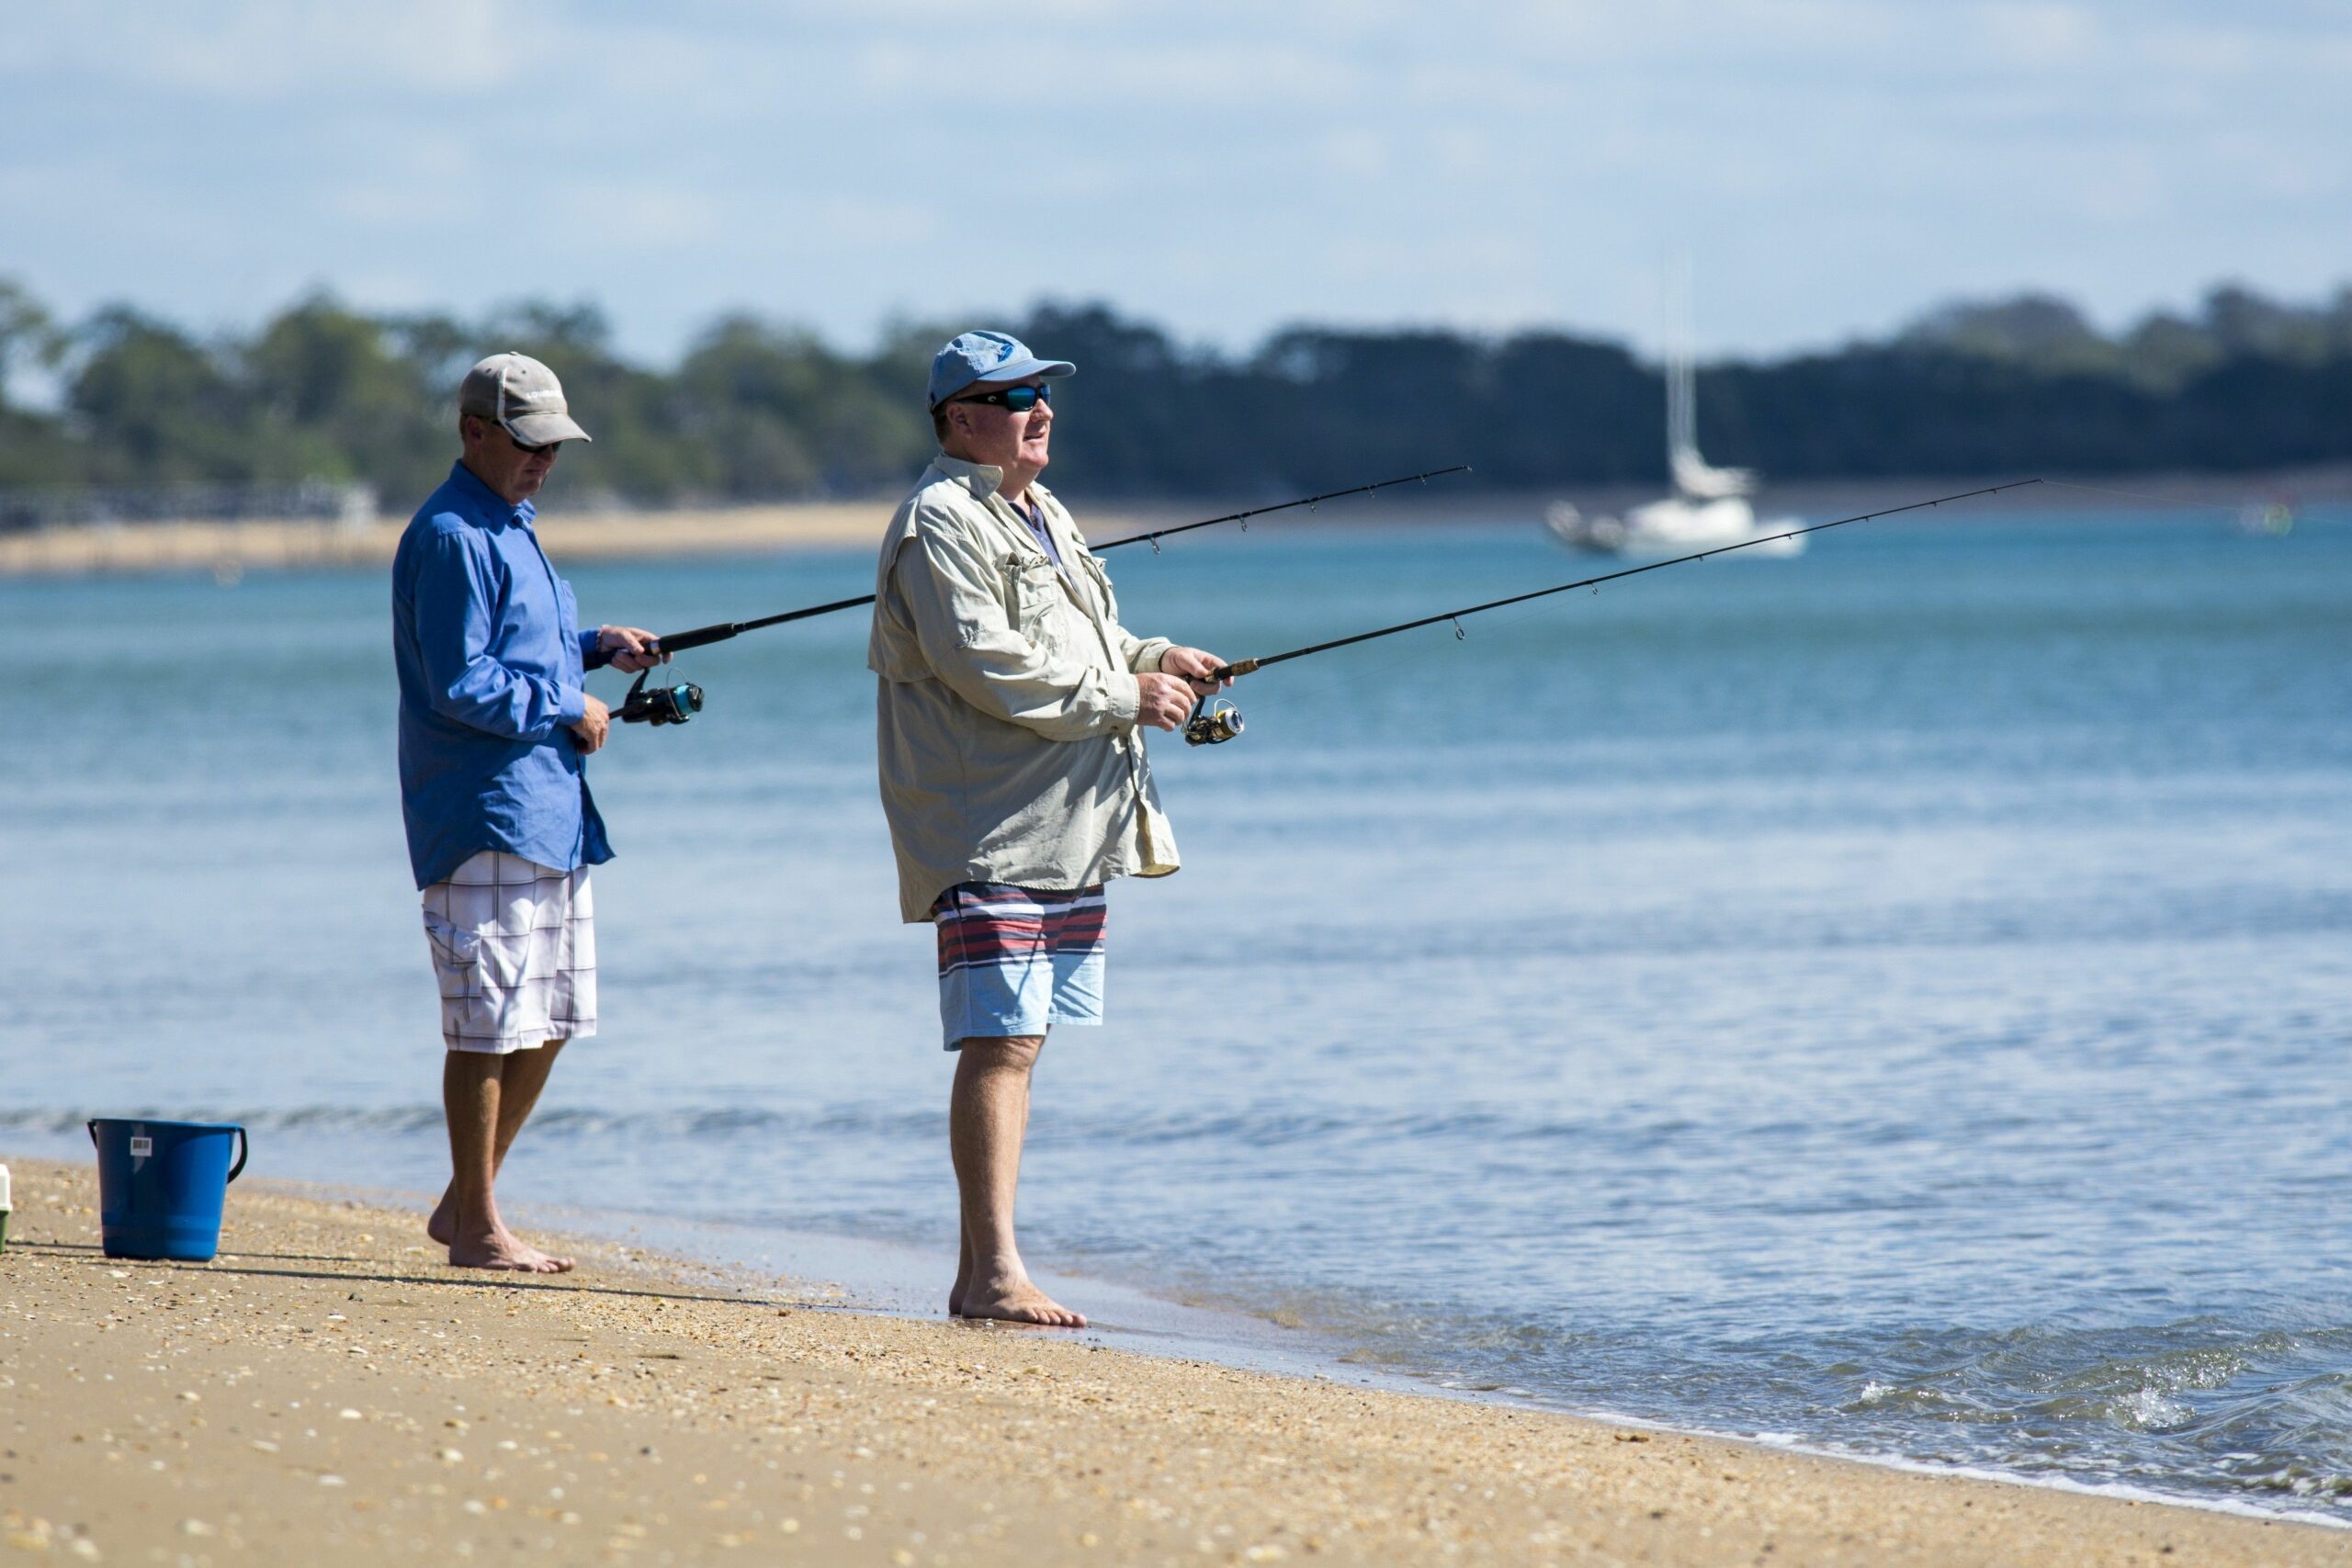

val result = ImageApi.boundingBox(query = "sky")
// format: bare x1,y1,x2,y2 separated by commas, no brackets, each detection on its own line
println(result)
4,1,2346,365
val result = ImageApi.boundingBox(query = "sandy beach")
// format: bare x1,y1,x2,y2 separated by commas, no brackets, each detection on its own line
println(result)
0,502,1175,580
0,505,893,580
2,1157,2342,1566
1,468,2344,581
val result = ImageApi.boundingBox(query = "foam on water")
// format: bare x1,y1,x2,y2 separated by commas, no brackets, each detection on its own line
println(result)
4,505,2348,1517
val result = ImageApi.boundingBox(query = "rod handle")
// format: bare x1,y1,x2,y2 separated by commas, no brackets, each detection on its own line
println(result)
649,623,740,655
1212,658,1261,682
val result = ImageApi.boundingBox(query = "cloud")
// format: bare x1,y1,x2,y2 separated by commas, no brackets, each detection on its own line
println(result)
3,0,2348,358
6,0,526,96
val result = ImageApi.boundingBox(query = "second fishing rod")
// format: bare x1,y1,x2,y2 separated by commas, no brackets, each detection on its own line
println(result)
1172,479,2046,748
613,464,1472,728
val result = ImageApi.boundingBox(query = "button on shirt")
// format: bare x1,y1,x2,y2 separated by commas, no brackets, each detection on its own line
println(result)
391,461,614,890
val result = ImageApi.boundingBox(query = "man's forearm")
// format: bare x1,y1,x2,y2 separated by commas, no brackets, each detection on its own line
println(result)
431,656,583,739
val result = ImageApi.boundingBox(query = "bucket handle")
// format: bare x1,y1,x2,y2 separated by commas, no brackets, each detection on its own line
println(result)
83,1121,249,1183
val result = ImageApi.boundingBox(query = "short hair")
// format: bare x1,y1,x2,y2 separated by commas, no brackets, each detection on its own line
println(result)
930,402,952,444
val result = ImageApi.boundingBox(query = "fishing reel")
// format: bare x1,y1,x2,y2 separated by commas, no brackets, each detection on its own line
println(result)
1183,696,1245,747
617,666,705,727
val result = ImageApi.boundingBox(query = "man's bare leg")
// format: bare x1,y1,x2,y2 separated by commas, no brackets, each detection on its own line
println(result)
442,1049,572,1273
429,1040,566,1245
948,1034,1083,1326
949,1068,1032,1314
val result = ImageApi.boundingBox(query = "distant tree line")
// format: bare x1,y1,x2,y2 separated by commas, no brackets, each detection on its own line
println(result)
1,276,2347,512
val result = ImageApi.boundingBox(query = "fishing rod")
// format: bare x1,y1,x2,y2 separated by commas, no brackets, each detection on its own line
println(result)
614,464,1470,728
645,465,1471,657
1175,478,2045,747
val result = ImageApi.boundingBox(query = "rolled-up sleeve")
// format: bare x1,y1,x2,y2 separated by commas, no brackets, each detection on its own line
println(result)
893,522,1139,740
413,527,583,738
1116,628,1171,674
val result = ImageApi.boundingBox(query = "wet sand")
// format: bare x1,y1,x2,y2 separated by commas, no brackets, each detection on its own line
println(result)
2,1156,2344,1566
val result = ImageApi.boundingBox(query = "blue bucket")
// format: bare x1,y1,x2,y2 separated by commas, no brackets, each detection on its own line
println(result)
87,1119,249,1262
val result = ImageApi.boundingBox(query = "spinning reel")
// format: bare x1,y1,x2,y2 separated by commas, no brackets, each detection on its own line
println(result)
1183,695,1245,747
617,665,705,727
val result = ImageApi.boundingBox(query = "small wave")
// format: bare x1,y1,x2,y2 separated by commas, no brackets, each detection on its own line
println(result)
0,1103,942,1140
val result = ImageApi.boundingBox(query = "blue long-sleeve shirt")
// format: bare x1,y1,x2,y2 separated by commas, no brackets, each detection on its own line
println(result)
391,461,614,889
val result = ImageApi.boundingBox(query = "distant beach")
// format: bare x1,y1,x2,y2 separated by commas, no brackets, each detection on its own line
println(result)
0,502,896,580
5,469,2346,579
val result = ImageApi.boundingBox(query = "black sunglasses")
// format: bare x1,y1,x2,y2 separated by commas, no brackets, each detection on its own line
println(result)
948,383,1052,412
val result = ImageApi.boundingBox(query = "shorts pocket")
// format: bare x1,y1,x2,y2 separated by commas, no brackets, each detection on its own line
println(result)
424,910,532,991
424,911,481,1001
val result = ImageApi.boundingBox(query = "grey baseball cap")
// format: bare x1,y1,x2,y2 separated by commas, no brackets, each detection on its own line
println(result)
927,331,1074,410
458,352,593,446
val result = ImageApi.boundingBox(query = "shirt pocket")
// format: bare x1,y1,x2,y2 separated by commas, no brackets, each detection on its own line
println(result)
1002,557,1069,653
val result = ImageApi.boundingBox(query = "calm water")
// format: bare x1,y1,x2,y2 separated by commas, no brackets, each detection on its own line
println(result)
5,502,2350,1518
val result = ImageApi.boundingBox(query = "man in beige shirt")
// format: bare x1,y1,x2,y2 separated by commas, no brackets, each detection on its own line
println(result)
869,331,1233,1326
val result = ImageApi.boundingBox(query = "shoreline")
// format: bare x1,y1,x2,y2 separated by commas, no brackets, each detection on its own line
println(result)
2,468,2345,580
481,1187,2352,1538
6,1156,2347,1565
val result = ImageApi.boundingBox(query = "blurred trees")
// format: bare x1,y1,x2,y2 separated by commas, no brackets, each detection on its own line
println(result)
0,278,2348,512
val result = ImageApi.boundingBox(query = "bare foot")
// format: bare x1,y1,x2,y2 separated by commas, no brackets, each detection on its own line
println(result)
448,1228,574,1274
426,1186,456,1247
959,1277,1086,1328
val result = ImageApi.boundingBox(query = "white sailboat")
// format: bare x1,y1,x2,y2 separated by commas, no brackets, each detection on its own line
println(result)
1544,329,1804,558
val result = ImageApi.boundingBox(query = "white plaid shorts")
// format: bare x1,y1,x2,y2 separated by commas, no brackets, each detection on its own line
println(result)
420,850,597,1054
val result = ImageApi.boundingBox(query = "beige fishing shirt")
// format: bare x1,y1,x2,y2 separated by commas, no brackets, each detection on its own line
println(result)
869,454,1181,924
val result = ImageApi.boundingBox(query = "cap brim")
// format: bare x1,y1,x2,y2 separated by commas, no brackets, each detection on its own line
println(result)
934,356,1076,407
505,412,593,446
989,355,1075,383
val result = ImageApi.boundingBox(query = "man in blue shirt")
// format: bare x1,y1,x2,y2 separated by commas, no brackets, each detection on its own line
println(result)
391,352,661,1273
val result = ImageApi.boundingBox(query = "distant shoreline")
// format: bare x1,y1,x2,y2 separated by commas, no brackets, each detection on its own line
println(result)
2,468,2342,580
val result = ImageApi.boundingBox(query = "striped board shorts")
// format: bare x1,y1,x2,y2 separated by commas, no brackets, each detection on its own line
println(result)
420,850,597,1055
932,882,1108,1050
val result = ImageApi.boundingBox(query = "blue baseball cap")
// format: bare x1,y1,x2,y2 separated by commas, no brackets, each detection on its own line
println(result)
927,330,1075,410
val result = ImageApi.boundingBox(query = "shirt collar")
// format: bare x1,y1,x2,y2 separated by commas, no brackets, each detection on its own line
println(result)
448,459,537,526
931,452,1059,515
931,451,1004,500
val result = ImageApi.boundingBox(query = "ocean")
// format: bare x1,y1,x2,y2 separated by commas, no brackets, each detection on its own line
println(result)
4,498,2348,1519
